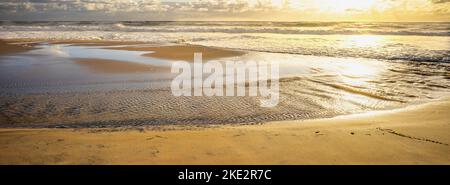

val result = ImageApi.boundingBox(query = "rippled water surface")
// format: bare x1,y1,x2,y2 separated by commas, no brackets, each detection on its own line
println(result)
0,21,449,127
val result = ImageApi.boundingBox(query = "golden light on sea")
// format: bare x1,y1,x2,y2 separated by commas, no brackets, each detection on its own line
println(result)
339,35,385,48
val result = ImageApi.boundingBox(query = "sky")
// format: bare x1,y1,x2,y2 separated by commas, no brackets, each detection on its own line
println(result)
0,0,449,21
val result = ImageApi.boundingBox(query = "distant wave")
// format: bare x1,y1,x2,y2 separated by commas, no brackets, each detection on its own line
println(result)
1,21,449,36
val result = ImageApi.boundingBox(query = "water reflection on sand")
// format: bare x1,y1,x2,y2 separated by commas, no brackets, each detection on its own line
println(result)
0,43,449,127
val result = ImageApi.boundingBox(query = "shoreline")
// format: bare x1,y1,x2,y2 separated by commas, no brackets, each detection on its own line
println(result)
1,97,448,164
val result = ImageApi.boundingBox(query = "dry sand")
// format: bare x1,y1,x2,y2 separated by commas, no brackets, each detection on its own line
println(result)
0,98,448,164
75,58,169,74
110,44,246,62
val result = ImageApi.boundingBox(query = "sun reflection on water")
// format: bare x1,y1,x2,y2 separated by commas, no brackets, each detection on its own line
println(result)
339,35,385,48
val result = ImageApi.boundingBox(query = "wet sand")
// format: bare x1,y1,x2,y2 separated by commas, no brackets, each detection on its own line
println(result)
2,39,246,61
75,58,169,74
0,98,448,164
0,40,34,55
110,44,246,62
0,40,448,128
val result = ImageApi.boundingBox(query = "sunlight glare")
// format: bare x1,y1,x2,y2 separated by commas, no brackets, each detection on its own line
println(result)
339,35,385,48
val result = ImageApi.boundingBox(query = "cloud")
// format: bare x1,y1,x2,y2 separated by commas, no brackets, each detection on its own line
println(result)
0,0,291,13
168,0,289,13
0,0,164,13
430,0,450,3
0,0,448,21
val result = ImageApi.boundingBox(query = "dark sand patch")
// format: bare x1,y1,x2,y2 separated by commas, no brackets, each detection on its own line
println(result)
75,58,170,74
109,44,246,62
0,40,34,56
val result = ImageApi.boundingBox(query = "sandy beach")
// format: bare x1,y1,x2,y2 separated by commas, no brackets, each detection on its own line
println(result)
75,58,170,74
1,3,450,183
0,39,449,164
0,97,449,164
